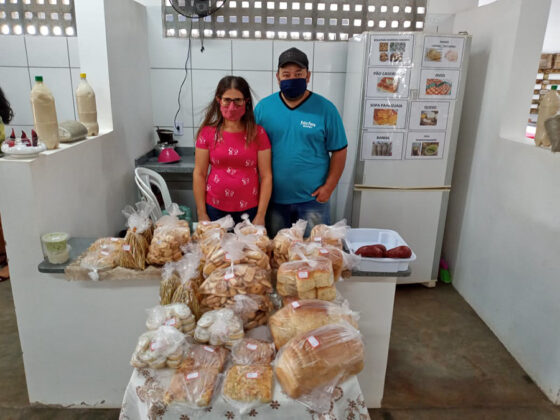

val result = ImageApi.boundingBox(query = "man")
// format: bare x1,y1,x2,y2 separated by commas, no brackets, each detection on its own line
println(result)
254,47,348,236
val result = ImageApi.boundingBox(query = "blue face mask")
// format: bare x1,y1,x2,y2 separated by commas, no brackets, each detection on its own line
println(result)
280,78,307,99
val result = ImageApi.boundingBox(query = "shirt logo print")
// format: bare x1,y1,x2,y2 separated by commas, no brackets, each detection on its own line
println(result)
206,185,211,192
213,174,220,183
224,189,235,197
212,198,220,205
252,187,258,196
226,167,237,175
239,200,248,209
241,177,250,186
245,159,255,167
300,120,317,129
228,147,239,156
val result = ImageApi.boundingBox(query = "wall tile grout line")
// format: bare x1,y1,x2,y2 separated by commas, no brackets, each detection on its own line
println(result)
65,36,77,120
23,36,32,90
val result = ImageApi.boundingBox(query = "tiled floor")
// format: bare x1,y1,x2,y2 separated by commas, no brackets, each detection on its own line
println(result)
1,280,559,420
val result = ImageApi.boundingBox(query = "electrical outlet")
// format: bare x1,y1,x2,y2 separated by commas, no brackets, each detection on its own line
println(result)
174,121,184,136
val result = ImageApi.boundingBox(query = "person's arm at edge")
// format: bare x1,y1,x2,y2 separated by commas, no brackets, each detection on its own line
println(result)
311,147,347,203
254,148,272,226
193,147,211,222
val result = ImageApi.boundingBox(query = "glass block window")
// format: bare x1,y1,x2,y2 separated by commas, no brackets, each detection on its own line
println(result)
0,0,76,36
163,0,427,40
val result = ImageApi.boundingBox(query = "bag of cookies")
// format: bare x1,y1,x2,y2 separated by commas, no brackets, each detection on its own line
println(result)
147,205,191,265
164,367,221,407
160,261,182,305
272,219,307,267
222,364,274,413
193,214,234,241
308,219,349,249
194,308,244,347
225,294,274,330
80,237,123,280
289,241,344,282
179,344,229,371
146,303,196,336
170,245,204,319
232,338,275,365
130,325,187,369
119,202,155,270
276,256,335,301
199,228,227,260
234,214,271,255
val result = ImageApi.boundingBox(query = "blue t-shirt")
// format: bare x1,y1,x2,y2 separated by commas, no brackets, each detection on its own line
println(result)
254,92,348,204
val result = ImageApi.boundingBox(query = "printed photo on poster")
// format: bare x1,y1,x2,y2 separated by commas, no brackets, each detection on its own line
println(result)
366,67,411,98
419,69,460,99
369,34,414,67
363,99,408,130
361,131,405,160
422,36,465,68
405,132,446,159
408,101,450,131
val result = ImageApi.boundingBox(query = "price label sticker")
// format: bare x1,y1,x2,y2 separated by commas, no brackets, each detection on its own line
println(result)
247,343,258,351
100,251,110,256
314,237,322,242
202,221,210,225
297,270,309,279
203,346,215,353
224,272,235,280
150,341,162,351
111,237,120,242
165,318,177,326
307,336,320,348
123,244,131,252
319,248,329,254
186,372,199,381
246,372,259,379
225,253,232,261
291,301,301,309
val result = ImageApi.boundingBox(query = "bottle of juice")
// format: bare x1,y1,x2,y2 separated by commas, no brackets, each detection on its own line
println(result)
535,85,560,147
30,76,59,149
75,73,99,136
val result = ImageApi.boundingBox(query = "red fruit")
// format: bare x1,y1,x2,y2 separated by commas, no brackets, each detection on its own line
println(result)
386,246,412,259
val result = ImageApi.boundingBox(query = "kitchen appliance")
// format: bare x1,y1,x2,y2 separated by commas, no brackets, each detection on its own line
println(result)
340,32,471,285
155,127,180,163
157,147,181,164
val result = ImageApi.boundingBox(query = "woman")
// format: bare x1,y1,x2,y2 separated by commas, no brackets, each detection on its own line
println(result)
193,76,272,226
0,87,14,145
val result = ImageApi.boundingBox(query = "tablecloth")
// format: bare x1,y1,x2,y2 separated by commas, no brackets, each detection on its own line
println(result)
119,367,370,420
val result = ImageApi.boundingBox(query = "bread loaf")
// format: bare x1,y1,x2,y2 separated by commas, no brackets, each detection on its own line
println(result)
276,257,334,301
268,299,358,349
289,242,344,281
275,323,364,399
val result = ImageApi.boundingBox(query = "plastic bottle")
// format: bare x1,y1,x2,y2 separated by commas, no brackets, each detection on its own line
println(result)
30,75,59,150
75,73,99,136
535,85,560,147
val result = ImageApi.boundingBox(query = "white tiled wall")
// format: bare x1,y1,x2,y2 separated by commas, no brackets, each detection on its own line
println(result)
0,35,80,137
146,6,349,147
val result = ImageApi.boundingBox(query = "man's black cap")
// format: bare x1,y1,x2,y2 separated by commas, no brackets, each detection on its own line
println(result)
278,47,309,69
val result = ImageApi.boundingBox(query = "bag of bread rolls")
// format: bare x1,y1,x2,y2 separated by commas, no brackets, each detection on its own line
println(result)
272,219,307,268
308,219,349,249
289,242,344,282
147,205,191,265
234,214,271,256
274,323,364,412
268,299,359,349
118,202,155,270
193,214,234,241
276,256,335,301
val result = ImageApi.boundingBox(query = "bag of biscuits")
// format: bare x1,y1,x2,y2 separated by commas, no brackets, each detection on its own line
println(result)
276,256,335,301
146,303,196,336
118,202,155,270
164,367,221,408
234,214,271,255
130,325,187,369
232,338,275,366
289,241,344,282
193,214,234,241
147,204,191,265
194,308,244,347
225,294,275,330
222,364,274,413
308,219,349,249
271,219,307,267
170,244,204,319
199,228,227,261
80,237,123,281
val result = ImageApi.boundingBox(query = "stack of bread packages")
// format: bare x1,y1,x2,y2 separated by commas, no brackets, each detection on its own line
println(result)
118,202,155,270
147,204,191,265
269,299,364,413
222,337,276,413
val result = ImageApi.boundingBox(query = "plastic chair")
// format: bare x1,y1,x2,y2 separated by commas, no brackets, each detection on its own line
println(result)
134,175,162,222
134,167,173,221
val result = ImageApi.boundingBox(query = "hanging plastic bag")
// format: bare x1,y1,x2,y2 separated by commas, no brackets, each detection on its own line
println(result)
272,219,307,267
308,219,350,249
119,202,155,270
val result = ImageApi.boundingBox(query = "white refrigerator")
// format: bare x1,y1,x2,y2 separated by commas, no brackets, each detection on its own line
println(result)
339,32,471,285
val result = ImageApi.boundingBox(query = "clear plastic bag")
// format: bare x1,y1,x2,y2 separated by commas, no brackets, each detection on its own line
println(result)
147,205,191,265
199,264,273,309
276,256,334,301
308,219,349,249
146,303,196,335
119,202,155,270
234,214,271,255
232,338,275,365
194,214,234,241
225,294,274,330
222,364,274,412
289,241,344,282
164,367,221,407
341,249,361,279
130,325,187,369
193,308,244,347
179,344,229,371
268,299,359,349
80,238,123,280
170,245,204,320
274,323,364,413
199,228,227,259
160,261,182,305
272,219,307,267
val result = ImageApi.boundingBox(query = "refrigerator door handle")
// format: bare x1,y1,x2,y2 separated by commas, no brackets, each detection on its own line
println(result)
354,185,451,192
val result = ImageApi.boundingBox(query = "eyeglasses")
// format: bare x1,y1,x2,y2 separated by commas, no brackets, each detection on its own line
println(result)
221,97,245,106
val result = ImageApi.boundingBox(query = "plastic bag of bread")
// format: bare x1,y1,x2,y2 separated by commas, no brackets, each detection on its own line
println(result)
146,303,196,336
271,219,307,267
80,238,123,280
170,245,204,319
193,214,234,241
160,261,181,305
289,241,344,282
276,257,335,301
308,219,349,249
164,367,221,407
234,214,271,255
199,264,273,310
225,294,274,330
147,205,191,265
274,323,364,412
179,344,229,371
130,325,187,369
269,299,359,349
118,202,155,270
341,249,361,279
199,228,227,260
222,364,274,411
203,234,270,278
194,308,244,347
232,338,275,365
